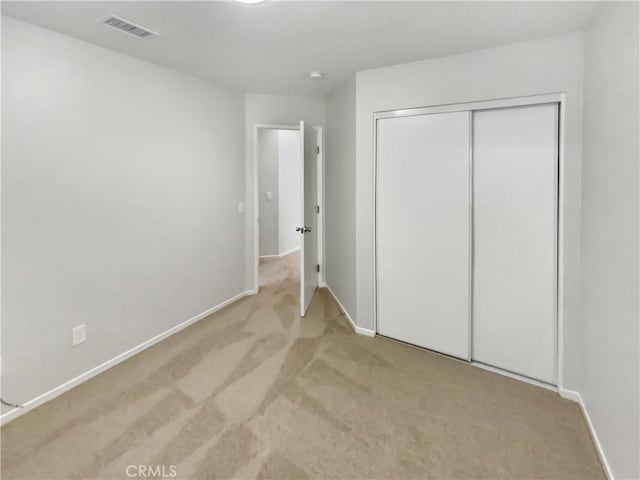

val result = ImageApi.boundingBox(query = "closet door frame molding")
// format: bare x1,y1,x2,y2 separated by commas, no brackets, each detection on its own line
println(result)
373,92,565,392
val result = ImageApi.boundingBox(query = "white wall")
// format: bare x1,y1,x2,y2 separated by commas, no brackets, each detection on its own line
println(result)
277,130,301,255
581,3,639,478
245,94,325,288
1,17,246,410
324,76,357,319
258,129,280,256
354,33,585,388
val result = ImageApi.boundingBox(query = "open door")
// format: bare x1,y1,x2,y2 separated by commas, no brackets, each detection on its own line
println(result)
298,121,318,316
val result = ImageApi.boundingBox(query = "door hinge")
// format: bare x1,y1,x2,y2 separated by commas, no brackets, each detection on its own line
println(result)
317,146,320,154
316,264,320,273
316,205,320,214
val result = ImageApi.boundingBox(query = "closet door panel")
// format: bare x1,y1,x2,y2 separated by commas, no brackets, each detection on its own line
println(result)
377,112,471,359
472,104,558,383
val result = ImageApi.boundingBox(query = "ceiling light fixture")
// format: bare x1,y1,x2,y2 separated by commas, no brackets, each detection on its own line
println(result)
232,0,268,4
309,71,324,80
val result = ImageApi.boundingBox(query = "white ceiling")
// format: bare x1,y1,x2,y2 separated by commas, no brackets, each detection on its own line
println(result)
2,1,600,97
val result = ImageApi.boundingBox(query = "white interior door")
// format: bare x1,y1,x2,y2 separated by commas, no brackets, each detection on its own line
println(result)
299,121,318,316
472,104,558,383
377,111,471,359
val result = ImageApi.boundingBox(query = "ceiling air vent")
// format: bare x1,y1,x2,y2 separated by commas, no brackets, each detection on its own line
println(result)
101,15,158,39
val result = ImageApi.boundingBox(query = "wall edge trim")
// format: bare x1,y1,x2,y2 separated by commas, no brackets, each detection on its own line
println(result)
559,388,614,479
324,285,374,337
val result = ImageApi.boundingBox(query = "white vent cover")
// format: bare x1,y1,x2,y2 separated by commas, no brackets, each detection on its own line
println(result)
101,15,158,39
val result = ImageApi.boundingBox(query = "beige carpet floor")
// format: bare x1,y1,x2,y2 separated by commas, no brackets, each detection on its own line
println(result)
1,252,604,479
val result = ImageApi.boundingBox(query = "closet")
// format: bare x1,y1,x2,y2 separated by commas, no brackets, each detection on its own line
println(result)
376,101,558,384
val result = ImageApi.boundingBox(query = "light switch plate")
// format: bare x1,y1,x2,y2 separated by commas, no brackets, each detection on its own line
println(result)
266,192,272,200
238,202,245,213
72,324,87,346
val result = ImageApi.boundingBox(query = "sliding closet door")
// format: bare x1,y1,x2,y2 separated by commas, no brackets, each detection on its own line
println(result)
377,112,470,359
472,104,558,383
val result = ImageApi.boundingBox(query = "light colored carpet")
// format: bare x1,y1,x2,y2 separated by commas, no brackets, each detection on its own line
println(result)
1,252,604,479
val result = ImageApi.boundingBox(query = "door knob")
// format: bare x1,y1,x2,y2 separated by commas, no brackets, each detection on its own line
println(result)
303,226,311,233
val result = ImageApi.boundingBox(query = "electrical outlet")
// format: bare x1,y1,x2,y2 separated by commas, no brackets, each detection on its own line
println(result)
72,324,87,346
238,202,245,213
265,192,272,200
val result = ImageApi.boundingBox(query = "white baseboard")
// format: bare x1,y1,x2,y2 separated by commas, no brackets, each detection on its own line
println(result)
0,289,255,426
324,285,375,337
259,247,300,259
354,325,376,337
559,388,613,479
558,387,581,403
279,246,301,257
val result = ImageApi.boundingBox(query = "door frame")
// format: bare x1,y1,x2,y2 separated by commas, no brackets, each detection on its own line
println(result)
315,126,325,288
252,123,324,295
373,92,565,391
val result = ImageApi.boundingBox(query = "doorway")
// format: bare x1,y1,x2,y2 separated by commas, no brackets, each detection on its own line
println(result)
252,123,323,317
